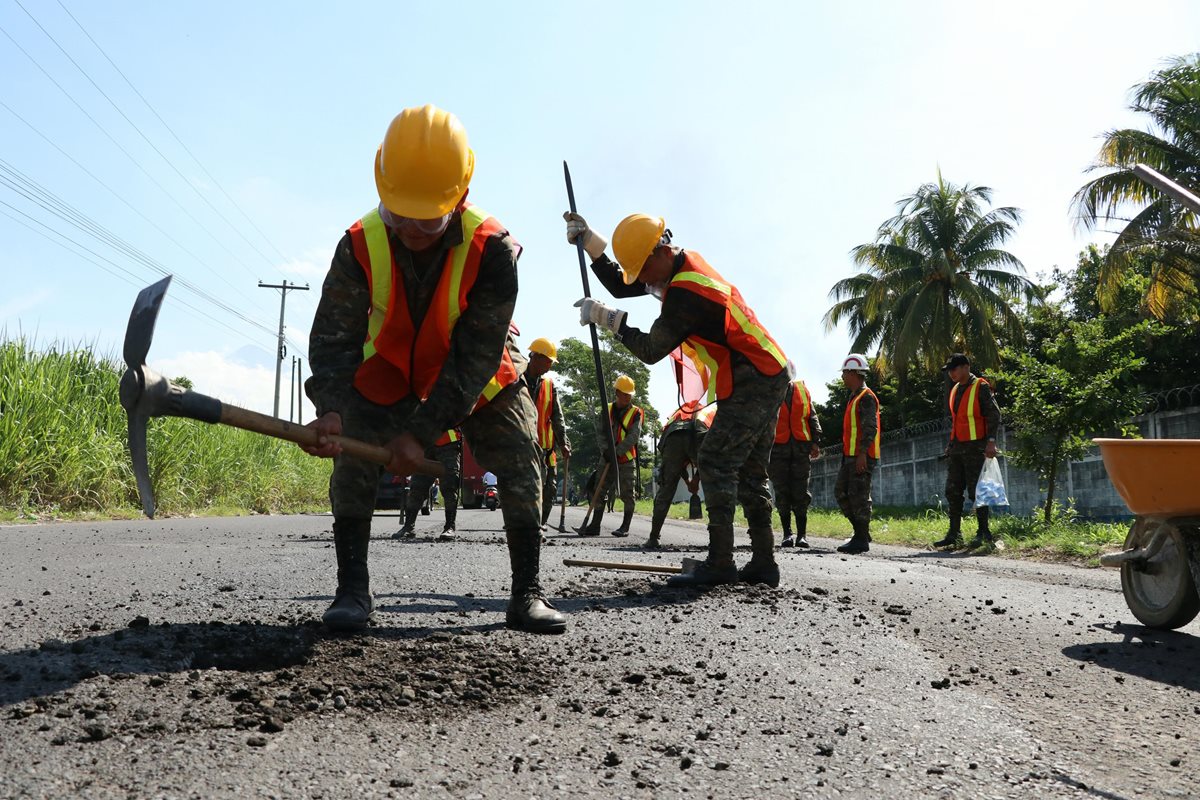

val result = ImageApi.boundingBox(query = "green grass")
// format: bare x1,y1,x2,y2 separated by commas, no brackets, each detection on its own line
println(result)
632,498,1130,565
0,338,332,519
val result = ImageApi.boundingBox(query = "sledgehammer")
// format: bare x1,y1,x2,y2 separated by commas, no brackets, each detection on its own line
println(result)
119,276,444,519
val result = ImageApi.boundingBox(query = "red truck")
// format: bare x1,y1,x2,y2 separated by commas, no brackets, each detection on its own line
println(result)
459,439,487,509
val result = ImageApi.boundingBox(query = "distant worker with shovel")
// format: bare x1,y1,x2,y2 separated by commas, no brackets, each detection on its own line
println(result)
524,337,572,531
578,375,643,537
302,105,565,635
564,212,789,587
394,428,462,541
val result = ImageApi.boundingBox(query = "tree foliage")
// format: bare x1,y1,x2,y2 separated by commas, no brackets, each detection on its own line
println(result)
1072,54,1200,317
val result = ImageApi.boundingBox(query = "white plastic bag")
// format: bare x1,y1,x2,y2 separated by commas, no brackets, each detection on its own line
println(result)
975,457,1008,508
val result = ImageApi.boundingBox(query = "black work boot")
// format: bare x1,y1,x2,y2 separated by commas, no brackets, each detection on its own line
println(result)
612,506,634,537
667,525,738,587
505,528,567,634
837,520,871,554
645,512,664,549
779,517,795,548
739,528,781,587
393,507,417,539
576,505,603,537
323,518,375,632
933,514,963,548
968,506,994,549
794,511,810,549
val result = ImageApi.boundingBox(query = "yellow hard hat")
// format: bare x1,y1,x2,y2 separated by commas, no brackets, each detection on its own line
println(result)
529,337,558,362
614,374,636,394
374,105,475,219
612,213,666,284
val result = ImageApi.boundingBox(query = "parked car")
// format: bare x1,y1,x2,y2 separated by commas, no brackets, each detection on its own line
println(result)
375,471,409,510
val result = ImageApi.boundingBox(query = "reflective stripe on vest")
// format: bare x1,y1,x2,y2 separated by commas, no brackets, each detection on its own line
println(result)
608,402,642,464
949,377,988,442
775,380,814,445
348,204,519,407
536,376,556,454
843,386,880,458
665,252,787,401
435,429,460,447
668,402,717,429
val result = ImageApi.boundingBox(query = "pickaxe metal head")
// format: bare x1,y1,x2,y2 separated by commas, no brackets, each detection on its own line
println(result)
119,277,171,519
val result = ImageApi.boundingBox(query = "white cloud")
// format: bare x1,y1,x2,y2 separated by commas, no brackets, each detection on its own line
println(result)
155,349,316,421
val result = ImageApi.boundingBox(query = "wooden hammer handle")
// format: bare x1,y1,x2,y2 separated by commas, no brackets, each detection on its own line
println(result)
219,404,446,478
562,558,683,574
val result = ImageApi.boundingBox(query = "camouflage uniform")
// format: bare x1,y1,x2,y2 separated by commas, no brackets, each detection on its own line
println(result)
770,385,823,540
405,438,462,530
649,414,708,543
834,389,879,529
307,209,559,632
581,403,641,534
589,252,788,580
940,374,1002,546
527,374,570,527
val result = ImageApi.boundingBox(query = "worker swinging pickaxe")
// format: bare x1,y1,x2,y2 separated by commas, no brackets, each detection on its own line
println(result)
119,276,444,518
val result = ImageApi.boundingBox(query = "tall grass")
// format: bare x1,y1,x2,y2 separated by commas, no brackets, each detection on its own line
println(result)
0,338,331,518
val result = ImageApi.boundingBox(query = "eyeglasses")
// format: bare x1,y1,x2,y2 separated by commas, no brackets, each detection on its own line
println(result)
378,204,454,236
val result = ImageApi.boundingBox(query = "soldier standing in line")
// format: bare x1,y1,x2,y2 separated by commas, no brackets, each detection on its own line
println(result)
564,212,788,587
932,353,1001,549
394,428,462,541
578,375,643,537
525,338,572,532
834,354,880,555
772,375,822,549
302,105,565,634
646,399,716,549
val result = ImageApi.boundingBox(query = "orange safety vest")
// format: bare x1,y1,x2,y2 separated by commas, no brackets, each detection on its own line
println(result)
843,386,880,458
535,376,558,466
775,380,815,445
348,203,520,408
663,252,787,403
667,402,717,428
608,402,643,464
949,377,990,442
434,428,460,447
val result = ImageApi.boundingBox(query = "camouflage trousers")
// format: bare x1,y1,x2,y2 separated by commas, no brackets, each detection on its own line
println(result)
834,456,876,527
540,451,558,526
945,440,987,516
407,441,462,524
651,427,703,537
330,383,543,534
593,458,636,509
697,366,789,533
769,440,814,531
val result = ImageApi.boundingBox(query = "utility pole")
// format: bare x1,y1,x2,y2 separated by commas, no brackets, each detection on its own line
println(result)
289,356,297,422
258,280,308,418
295,357,304,425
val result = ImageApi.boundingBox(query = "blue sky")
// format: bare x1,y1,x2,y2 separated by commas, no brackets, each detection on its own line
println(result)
3,1,1199,422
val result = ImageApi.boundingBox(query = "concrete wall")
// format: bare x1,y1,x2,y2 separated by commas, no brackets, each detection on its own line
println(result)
809,406,1200,520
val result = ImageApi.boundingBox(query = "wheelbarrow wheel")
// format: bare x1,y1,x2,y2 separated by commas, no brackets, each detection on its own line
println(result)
1121,519,1200,630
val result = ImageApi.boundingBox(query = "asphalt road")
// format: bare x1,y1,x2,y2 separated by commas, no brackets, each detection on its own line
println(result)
0,508,1196,799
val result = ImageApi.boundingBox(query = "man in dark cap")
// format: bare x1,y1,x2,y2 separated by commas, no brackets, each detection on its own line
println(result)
933,354,1002,549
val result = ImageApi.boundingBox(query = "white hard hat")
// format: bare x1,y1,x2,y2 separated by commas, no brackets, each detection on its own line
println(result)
840,353,869,373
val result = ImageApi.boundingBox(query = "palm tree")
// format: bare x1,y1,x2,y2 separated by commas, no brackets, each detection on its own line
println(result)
824,174,1038,378
1072,54,1200,318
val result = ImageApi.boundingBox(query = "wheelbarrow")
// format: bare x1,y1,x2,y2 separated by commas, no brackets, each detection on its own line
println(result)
1095,438,1200,629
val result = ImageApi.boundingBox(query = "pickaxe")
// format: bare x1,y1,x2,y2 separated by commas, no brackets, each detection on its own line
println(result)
119,276,443,518
556,453,570,533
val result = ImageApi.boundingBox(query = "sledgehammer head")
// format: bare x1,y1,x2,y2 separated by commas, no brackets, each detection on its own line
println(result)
119,276,172,519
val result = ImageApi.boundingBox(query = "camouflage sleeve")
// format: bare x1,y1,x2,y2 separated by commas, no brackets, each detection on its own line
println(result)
809,406,823,440
617,289,717,365
305,232,369,418
551,385,569,452
980,381,1002,439
858,391,879,452
590,254,651,299
406,232,520,447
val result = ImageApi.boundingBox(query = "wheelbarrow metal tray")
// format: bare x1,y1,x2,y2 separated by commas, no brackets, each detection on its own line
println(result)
1095,438,1200,517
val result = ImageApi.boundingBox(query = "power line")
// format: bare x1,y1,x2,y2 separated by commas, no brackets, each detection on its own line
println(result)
52,0,292,266
0,20,270,287
13,0,288,271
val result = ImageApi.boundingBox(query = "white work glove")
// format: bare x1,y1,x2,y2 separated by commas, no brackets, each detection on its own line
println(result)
574,297,626,334
563,212,608,261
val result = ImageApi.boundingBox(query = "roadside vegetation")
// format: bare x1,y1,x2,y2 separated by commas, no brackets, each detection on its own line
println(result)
0,339,331,521
635,498,1129,565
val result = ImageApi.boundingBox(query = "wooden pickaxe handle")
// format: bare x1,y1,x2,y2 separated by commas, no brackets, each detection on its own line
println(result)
563,558,683,574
